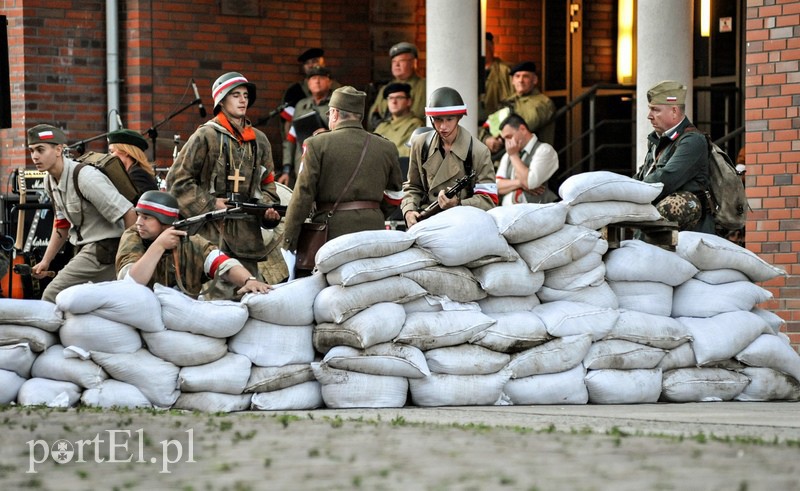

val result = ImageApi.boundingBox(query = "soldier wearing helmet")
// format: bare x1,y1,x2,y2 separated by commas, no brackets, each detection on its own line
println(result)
166,72,287,291
401,87,498,227
115,190,272,298
366,42,427,130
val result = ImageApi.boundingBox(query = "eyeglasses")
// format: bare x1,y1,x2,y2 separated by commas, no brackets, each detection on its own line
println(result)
387,96,409,101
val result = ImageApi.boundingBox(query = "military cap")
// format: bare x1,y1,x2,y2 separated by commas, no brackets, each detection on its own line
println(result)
389,42,418,59
330,86,366,114
298,48,324,63
27,124,68,145
510,61,538,76
383,82,412,99
647,80,687,105
108,129,148,151
306,65,332,79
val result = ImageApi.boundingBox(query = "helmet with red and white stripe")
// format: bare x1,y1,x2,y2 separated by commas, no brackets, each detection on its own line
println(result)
425,87,467,117
135,191,180,225
212,72,257,115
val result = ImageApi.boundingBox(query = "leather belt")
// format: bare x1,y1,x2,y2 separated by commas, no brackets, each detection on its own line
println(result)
317,200,381,212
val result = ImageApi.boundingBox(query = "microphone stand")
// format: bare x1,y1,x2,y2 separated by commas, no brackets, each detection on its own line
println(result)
143,98,203,162
254,103,289,128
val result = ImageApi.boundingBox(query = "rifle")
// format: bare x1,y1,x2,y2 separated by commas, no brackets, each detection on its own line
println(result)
171,202,288,237
417,172,476,221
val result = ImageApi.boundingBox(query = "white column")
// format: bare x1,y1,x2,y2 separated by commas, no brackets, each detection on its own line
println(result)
636,0,693,167
426,0,480,134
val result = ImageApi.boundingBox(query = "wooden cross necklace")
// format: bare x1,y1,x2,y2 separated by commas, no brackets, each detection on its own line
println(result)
227,143,248,194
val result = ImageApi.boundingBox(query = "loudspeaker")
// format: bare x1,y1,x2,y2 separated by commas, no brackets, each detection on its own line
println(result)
0,193,54,249
0,16,10,129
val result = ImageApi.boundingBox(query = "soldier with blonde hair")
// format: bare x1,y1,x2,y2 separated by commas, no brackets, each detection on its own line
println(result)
107,129,158,195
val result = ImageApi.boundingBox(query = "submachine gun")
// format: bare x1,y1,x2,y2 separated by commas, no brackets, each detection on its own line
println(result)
172,201,287,237
417,172,476,222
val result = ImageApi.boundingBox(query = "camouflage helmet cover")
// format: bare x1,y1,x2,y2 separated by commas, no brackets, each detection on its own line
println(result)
212,72,257,115
135,191,181,225
656,191,702,231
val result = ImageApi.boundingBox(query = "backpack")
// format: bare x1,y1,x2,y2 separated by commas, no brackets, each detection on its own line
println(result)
73,151,140,204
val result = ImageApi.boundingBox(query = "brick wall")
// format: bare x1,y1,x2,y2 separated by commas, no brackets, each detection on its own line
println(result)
746,0,800,349
583,0,617,85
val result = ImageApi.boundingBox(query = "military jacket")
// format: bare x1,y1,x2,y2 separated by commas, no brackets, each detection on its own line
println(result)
374,113,424,158
166,118,280,260
502,89,556,145
481,58,513,120
283,119,404,251
368,75,427,129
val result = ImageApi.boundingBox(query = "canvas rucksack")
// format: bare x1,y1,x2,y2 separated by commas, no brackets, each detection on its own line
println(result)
73,151,140,204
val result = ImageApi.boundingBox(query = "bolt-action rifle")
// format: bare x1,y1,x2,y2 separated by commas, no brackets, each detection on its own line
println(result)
417,172,476,221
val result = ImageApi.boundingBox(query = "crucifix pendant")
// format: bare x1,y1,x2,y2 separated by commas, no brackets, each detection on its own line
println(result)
228,167,245,193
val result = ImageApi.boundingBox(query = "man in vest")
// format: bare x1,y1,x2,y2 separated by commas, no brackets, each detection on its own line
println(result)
496,113,559,205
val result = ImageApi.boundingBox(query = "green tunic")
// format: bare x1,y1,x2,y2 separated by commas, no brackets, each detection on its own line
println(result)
502,89,556,145
374,113,424,158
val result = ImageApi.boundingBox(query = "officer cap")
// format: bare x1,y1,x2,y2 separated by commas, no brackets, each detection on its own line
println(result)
656,191,701,231
212,72,257,115
306,65,332,79
510,61,538,76
647,80,687,105
298,48,324,63
108,129,148,151
425,87,467,117
135,191,181,225
330,86,366,114
389,42,418,59
27,124,68,146
383,82,412,99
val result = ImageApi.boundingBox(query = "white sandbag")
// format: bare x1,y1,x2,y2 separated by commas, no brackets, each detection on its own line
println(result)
0,298,63,332
0,324,58,353
173,392,252,413
661,368,750,402
584,368,663,404
17,378,81,407
537,282,619,309
155,284,248,337
0,342,36,378
55,278,164,332
508,333,593,378
178,353,252,394
229,319,314,367
478,294,541,313
472,258,544,297
402,265,487,303
471,311,550,353
604,240,698,286
314,302,406,353
322,343,430,378
141,330,227,367
425,344,510,375
326,247,437,286
250,381,323,410
566,201,661,230
503,364,589,405
694,269,750,284
514,224,601,273
409,368,512,406
657,342,697,371
311,362,408,408
60,313,142,354
677,231,786,282
313,276,427,324
244,272,327,326
487,202,568,244
543,252,605,291
735,367,800,401
608,280,672,317
315,230,415,274
679,311,767,366
81,379,152,408
402,296,446,313
91,349,180,407
394,311,495,350
672,279,772,318
408,206,509,266
583,340,666,370
0,368,26,404
31,345,107,389
245,364,316,393
535,301,619,341
559,170,663,205
750,308,786,335
735,333,800,383
607,310,691,349
463,245,519,268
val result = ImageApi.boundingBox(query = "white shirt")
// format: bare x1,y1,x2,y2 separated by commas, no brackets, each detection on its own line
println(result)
496,134,559,206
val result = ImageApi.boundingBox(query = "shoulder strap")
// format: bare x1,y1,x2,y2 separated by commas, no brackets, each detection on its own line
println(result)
465,137,474,198
326,134,372,220
72,163,87,242
421,130,436,162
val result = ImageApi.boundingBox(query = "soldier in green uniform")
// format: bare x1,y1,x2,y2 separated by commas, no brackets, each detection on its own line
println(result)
367,42,427,130
279,66,333,188
116,191,272,299
283,86,404,251
166,72,284,295
634,80,714,233
479,32,513,123
374,82,423,158
402,87,498,228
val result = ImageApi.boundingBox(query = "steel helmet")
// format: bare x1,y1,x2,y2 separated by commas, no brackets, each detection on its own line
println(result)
425,87,467,117
135,191,181,225
212,72,257,115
